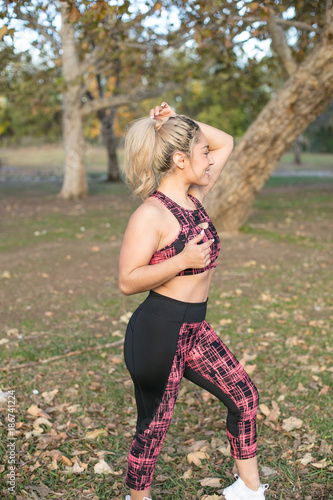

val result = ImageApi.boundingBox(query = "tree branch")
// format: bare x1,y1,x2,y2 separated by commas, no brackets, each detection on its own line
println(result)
0,338,124,372
80,82,180,117
79,45,102,76
231,15,320,33
267,12,297,76
13,10,60,56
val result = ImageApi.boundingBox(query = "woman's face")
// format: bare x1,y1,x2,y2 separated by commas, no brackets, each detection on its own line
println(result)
186,133,214,186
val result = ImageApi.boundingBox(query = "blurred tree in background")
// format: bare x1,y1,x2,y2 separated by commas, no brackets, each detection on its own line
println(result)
1,0,332,229
0,43,61,142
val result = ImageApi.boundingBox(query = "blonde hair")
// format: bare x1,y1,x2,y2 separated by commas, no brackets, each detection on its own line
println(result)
122,115,200,199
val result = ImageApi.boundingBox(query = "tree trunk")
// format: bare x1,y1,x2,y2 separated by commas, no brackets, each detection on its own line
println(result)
294,135,303,165
100,108,120,181
206,10,333,232
58,2,88,199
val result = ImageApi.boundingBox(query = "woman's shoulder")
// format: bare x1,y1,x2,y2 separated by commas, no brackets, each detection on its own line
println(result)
128,195,166,228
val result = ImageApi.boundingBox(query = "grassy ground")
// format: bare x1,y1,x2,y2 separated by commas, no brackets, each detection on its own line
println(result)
0,150,332,500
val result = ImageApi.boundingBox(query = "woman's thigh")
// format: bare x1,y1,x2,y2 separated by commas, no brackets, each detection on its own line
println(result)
124,308,182,431
184,321,258,413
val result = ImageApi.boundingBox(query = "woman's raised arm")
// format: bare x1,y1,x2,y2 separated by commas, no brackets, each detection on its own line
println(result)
189,120,234,200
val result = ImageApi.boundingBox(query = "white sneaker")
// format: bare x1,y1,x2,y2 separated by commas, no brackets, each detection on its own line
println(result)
223,474,269,499
125,496,152,500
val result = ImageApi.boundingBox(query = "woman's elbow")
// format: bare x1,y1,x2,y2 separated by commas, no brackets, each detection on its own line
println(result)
118,275,133,295
227,134,234,150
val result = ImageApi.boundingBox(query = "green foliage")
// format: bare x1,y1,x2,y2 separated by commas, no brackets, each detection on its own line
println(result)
0,44,62,143
174,58,271,138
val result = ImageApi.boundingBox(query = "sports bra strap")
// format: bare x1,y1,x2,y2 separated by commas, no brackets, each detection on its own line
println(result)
151,191,198,225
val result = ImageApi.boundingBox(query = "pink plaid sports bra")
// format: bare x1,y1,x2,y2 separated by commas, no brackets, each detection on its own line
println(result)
149,190,220,276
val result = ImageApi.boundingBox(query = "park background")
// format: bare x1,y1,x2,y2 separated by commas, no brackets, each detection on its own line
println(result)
0,1,332,499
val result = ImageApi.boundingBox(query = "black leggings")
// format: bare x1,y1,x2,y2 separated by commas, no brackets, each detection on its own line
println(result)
124,291,259,491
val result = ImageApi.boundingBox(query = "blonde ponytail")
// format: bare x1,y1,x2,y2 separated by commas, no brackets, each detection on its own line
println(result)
122,115,200,199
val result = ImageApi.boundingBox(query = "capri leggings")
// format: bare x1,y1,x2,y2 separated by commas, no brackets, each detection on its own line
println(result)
124,291,259,491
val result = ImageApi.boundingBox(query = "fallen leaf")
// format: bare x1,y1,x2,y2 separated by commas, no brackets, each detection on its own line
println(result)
243,260,257,267
155,474,170,482
187,440,209,452
85,428,108,440
265,401,281,422
0,391,9,403
217,444,230,456
219,318,233,326
298,453,313,465
282,416,303,432
200,477,221,487
183,468,193,479
311,458,328,469
32,417,53,434
244,364,257,375
7,328,19,337
94,459,112,474
259,404,271,417
319,385,329,396
111,357,123,364
67,461,85,474
41,389,59,404
261,466,277,476
318,439,332,455
260,292,271,302
187,451,209,466
91,246,100,252
120,312,132,323
26,483,50,499
29,460,42,472
61,455,73,466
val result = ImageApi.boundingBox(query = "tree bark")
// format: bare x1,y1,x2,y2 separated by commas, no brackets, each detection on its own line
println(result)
58,2,88,200
294,135,303,165
95,68,120,182
205,5,333,231
98,107,119,181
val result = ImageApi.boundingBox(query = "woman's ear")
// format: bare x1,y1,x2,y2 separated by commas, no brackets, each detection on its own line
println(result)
173,151,187,169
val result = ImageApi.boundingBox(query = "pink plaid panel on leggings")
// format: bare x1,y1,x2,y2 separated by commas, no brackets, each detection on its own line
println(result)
185,321,259,460
126,319,258,491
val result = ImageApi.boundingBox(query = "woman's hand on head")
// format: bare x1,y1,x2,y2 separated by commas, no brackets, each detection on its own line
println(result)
149,102,176,120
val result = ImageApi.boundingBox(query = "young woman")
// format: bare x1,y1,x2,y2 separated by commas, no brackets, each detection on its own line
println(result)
118,102,269,500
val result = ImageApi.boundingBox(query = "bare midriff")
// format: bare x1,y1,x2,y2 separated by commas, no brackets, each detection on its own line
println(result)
153,267,215,303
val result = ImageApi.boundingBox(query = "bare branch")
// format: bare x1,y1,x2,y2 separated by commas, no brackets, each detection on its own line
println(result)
126,0,161,28
267,12,297,76
80,82,180,117
13,11,60,56
79,45,102,75
231,15,320,33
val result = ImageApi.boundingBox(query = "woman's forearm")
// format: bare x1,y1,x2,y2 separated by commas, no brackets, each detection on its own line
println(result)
194,119,233,151
119,254,185,295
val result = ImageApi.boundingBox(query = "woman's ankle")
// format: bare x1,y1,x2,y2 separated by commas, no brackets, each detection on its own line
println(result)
241,475,260,491
129,488,151,500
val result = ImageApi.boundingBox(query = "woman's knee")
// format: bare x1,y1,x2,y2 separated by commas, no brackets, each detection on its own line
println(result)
233,379,259,415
